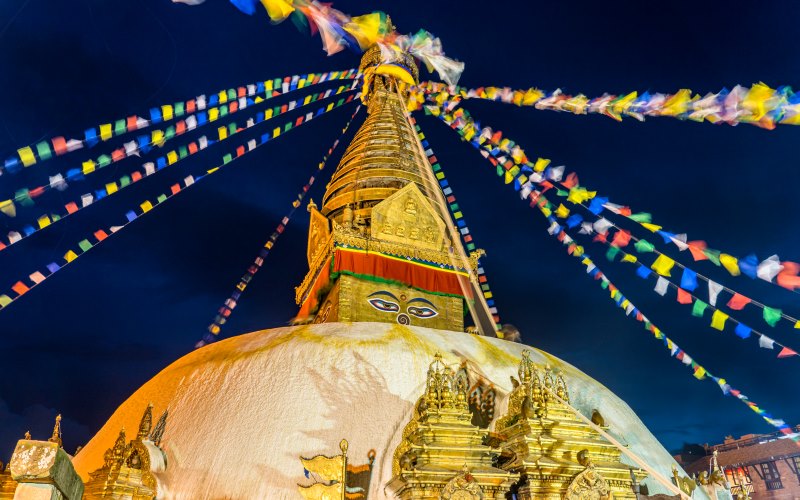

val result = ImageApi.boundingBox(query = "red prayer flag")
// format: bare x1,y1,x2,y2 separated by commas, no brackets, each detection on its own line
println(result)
562,172,579,189
176,121,186,135
464,234,473,242
51,137,67,156
778,346,798,358
131,172,143,182
29,186,45,198
126,116,138,131
687,240,708,261
229,101,239,113
677,288,692,304
188,142,198,155
65,202,79,214
236,146,245,157
726,293,751,310
429,155,438,163
111,149,125,162
611,229,631,248
237,87,246,98
593,233,608,244
170,184,180,195
776,262,800,291
296,116,304,126
280,104,288,113
93,230,108,242
0,242,5,251
11,281,29,296
186,99,196,114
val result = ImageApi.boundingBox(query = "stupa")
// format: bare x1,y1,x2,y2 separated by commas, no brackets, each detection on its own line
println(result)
30,45,709,499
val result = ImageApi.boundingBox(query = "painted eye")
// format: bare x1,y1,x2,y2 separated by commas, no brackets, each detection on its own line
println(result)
407,306,438,318
368,298,400,313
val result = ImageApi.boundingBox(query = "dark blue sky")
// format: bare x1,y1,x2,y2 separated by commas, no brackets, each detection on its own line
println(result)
1,0,799,457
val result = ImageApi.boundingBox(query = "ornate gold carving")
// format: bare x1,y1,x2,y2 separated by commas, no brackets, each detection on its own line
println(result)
672,465,697,496
441,465,485,500
307,203,331,266
85,404,166,499
370,183,445,251
496,350,648,499
388,353,518,499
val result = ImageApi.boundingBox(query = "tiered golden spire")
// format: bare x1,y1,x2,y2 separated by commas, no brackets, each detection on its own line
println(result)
321,45,428,226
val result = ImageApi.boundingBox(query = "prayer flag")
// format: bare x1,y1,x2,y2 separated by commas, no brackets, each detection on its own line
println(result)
708,280,723,306
778,347,798,358
763,307,782,327
692,299,709,317
734,323,752,339
720,253,741,276
677,288,692,304
726,293,751,310
711,310,728,330
687,240,708,261
17,146,36,167
64,250,78,262
758,335,775,350
654,277,669,296
680,268,698,291
634,239,655,253
651,254,675,277
11,281,29,295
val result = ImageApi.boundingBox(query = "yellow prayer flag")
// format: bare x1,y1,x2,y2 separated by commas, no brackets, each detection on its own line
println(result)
140,200,153,213
554,204,570,218
533,157,551,172
82,160,96,175
218,90,227,104
620,299,630,309
64,250,78,262
152,130,165,147
218,126,228,141
743,82,775,121
261,0,295,22
105,182,118,195
621,254,638,263
273,127,281,138
343,12,382,49
541,206,552,217
661,89,692,117
484,291,493,299
167,151,178,165
719,253,741,276
650,254,675,277
37,215,50,229
299,455,343,483
640,223,662,232
0,200,16,217
711,310,729,331
161,104,174,121
17,146,36,167
611,91,638,115
693,366,706,380
99,123,113,141
795,321,800,329
254,96,264,104
209,107,220,122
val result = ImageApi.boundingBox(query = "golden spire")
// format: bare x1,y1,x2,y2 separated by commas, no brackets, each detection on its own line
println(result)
48,414,62,448
321,47,429,226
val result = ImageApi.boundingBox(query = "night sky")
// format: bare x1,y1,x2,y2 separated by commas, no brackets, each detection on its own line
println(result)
1,0,799,459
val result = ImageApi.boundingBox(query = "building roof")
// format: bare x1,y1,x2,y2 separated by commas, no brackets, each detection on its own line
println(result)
685,437,800,474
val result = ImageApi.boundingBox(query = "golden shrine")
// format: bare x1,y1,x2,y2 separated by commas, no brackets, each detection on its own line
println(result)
2,44,716,500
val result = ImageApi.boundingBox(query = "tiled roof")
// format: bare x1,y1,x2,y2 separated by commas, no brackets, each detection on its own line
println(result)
685,439,800,474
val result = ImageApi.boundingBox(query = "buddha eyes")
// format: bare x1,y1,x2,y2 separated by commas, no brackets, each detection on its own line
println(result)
407,306,438,318
368,298,400,312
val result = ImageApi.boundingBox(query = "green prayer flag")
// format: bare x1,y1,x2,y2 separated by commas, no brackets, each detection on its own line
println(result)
606,246,620,261
629,212,652,223
157,194,167,203
284,122,292,132
634,239,655,253
691,299,708,317
175,102,185,117
97,155,112,168
178,146,188,159
223,153,232,164
164,126,176,140
114,119,126,135
36,141,52,161
228,123,236,135
703,249,721,266
763,306,782,327
14,189,32,206
78,239,92,252
600,280,609,290
219,106,228,118
556,189,569,197
227,89,236,100
119,176,131,188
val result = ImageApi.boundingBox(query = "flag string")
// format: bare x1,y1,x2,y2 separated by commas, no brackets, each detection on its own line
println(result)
430,102,798,439
0,69,358,177
0,93,359,312
0,83,358,252
416,80,800,129
408,117,502,329
424,103,800,327
197,104,363,347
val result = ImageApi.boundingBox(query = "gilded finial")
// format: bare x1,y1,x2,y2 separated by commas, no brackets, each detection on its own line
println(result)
307,198,317,212
24,430,31,440
339,439,348,455
138,403,154,440
48,414,63,448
